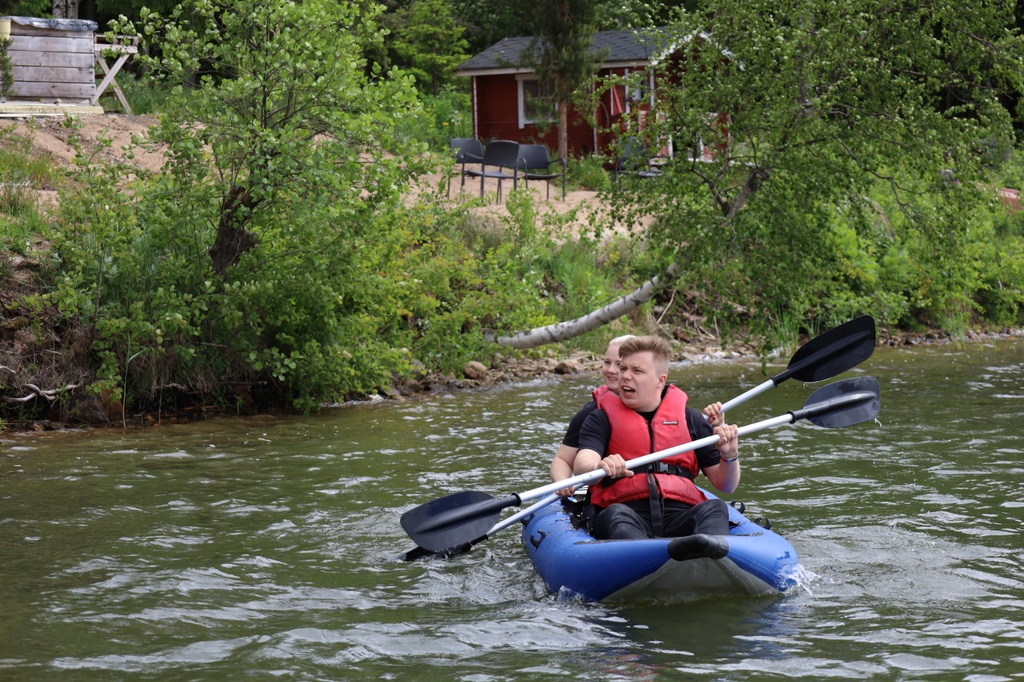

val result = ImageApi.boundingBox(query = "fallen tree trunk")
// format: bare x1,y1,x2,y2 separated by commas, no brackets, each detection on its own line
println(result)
493,264,681,349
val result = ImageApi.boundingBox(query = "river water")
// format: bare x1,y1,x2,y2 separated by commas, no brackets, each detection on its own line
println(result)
1,336,1022,680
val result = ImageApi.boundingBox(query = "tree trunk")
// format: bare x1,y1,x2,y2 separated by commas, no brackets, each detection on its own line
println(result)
51,0,78,19
493,264,681,349
558,99,569,162
209,185,260,276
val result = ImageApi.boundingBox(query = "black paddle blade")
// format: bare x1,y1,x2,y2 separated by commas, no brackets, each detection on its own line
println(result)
792,376,881,428
401,541,474,562
401,490,516,553
779,315,876,384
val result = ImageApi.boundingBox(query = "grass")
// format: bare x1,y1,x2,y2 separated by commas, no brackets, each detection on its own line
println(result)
100,72,176,116
1,123,61,251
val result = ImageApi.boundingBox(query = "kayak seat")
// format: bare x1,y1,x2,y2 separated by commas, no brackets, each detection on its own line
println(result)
667,533,730,562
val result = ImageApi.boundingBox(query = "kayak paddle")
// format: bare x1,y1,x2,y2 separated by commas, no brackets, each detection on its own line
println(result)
401,492,561,561
715,315,875,415
402,375,881,553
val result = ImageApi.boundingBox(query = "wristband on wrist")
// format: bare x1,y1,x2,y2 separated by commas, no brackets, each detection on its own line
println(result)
722,455,739,464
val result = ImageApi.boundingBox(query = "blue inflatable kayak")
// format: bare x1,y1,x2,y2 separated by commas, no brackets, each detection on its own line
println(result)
521,490,802,602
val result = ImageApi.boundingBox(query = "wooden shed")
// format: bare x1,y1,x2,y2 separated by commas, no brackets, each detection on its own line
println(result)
0,15,106,113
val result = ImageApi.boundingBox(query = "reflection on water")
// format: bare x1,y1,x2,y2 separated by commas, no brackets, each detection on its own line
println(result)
1,336,1022,680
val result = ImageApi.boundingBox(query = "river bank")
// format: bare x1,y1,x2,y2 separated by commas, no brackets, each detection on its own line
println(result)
3,114,1019,433
6,322,1016,435
407,323,1017,397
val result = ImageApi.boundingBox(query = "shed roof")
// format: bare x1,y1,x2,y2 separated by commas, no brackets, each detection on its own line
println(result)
456,29,664,76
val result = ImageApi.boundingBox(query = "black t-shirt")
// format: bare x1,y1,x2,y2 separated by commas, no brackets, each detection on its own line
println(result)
577,402,722,470
561,400,597,448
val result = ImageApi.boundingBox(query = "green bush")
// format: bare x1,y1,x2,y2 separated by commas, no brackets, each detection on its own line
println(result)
395,85,472,151
568,153,611,192
112,72,175,115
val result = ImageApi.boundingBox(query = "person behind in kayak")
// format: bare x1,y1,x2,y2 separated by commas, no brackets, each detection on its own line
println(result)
572,335,740,540
549,334,635,497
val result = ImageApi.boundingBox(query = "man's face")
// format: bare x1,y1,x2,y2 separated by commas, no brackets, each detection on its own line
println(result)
602,344,622,392
618,351,666,412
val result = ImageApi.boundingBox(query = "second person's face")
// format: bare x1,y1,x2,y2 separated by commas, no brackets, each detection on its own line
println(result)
602,344,622,392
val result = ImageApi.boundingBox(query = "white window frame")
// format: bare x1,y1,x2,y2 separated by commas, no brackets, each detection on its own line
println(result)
517,75,553,129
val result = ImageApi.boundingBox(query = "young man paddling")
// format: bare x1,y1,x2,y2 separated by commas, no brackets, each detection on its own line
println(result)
572,335,740,540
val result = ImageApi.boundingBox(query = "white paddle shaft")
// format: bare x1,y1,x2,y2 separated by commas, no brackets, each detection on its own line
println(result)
519,412,795,504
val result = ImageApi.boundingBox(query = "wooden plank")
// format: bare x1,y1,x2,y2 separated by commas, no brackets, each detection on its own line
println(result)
7,49,94,68
12,65,93,84
9,81,94,99
9,24,93,38
95,41,138,56
0,102,104,116
8,35,95,54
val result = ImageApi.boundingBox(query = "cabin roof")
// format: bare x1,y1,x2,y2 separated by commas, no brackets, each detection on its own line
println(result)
456,29,665,76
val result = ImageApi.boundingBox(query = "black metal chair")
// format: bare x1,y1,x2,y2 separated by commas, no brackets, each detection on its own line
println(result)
449,137,485,197
613,137,663,188
518,144,567,200
463,140,521,201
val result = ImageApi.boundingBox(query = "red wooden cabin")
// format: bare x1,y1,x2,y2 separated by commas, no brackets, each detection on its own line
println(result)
456,29,726,160
456,30,667,159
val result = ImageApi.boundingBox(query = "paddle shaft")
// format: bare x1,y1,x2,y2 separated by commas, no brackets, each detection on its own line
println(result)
487,493,560,535
718,379,776,414
519,388,875,504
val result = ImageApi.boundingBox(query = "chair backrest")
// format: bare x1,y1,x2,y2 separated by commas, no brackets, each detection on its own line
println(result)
451,138,484,163
616,137,651,169
481,140,520,169
518,144,552,171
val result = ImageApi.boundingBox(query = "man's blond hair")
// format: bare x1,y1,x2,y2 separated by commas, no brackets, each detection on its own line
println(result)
618,336,671,374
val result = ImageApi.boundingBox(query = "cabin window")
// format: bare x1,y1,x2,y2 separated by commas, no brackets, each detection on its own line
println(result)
517,76,555,128
626,70,652,105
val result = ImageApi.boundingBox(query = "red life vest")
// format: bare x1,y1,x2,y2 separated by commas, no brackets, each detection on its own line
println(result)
592,384,611,402
590,385,707,508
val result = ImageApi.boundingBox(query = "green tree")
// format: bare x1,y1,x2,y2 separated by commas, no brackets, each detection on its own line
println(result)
389,0,469,94
93,0,430,407
499,0,1024,348
529,0,602,161
454,0,535,55
118,0,421,277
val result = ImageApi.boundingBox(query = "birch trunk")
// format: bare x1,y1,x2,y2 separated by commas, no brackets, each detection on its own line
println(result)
493,264,681,349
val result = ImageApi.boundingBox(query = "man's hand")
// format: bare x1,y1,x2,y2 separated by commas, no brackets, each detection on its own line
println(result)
599,454,634,479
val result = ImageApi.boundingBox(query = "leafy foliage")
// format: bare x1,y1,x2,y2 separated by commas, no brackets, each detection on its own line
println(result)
38,0,434,410
526,0,603,160
605,0,1024,344
7,0,627,416
386,0,470,95
0,36,13,99
3,0,1024,424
